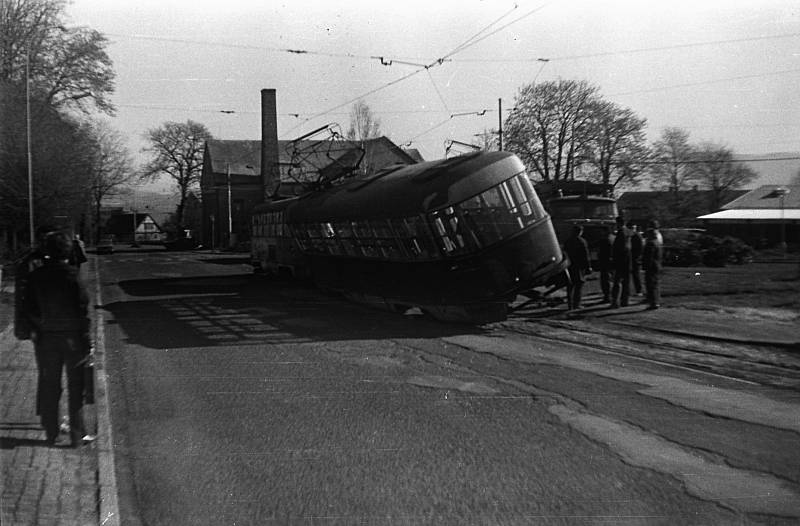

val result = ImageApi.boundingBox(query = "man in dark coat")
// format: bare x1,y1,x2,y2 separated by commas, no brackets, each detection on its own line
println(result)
610,216,632,308
642,220,664,310
14,226,52,341
564,225,591,310
628,221,643,296
14,226,54,417
23,231,92,446
595,226,614,303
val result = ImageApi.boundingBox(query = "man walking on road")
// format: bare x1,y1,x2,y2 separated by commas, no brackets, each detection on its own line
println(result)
22,231,93,446
596,226,613,303
564,225,592,311
610,216,632,308
643,220,664,310
14,225,54,417
628,222,643,296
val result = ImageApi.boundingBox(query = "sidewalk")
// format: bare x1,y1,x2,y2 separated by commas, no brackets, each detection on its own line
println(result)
0,323,98,526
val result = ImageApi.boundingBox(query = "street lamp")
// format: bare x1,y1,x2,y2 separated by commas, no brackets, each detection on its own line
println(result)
26,47,34,245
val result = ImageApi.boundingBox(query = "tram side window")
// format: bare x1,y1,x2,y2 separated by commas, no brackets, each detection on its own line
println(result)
389,217,436,260
517,174,546,218
335,221,360,257
371,219,402,260
277,212,286,237
292,223,309,251
306,224,326,253
322,222,342,255
407,216,439,259
480,185,518,238
458,194,500,247
429,207,472,256
352,220,378,258
508,176,535,221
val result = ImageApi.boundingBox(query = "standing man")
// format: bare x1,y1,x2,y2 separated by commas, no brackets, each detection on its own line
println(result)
564,225,592,311
642,219,664,310
23,231,92,446
14,226,52,341
628,222,643,296
69,234,88,269
610,216,632,308
596,226,614,303
14,225,54,417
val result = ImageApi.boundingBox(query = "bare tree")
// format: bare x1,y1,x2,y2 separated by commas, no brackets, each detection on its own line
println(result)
649,127,697,194
0,82,94,246
584,100,649,189
345,100,381,141
504,79,599,183
84,120,135,242
692,142,757,210
475,128,498,151
141,120,212,229
0,0,115,114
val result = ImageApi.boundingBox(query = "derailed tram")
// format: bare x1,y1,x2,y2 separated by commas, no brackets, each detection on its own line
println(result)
251,151,567,323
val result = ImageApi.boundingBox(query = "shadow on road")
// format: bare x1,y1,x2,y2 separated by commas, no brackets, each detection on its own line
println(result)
197,256,251,266
100,274,483,349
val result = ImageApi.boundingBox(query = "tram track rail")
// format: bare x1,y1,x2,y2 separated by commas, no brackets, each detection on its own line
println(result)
498,318,800,390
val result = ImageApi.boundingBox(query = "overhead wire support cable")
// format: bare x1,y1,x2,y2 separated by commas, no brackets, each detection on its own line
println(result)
282,2,551,141
443,3,520,58
442,1,553,60
610,67,800,97
427,69,451,113
104,32,370,60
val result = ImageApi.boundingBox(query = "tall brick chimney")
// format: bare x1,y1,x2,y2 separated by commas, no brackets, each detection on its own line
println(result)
261,89,280,199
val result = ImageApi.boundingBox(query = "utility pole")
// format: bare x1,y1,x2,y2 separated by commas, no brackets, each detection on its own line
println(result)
227,163,233,248
498,98,503,151
131,199,139,247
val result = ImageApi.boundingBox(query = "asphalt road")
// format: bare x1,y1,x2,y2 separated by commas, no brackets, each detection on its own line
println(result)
96,249,799,525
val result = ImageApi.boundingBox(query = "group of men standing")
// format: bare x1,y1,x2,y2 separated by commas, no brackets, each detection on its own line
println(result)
564,216,663,311
14,227,93,447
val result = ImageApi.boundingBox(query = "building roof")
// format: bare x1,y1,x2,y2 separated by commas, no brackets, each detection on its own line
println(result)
402,148,425,163
721,184,800,210
617,189,749,209
105,213,162,234
698,209,800,222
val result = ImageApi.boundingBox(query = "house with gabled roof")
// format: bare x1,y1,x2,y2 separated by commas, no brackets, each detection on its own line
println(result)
698,185,800,249
104,212,165,244
200,90,419,249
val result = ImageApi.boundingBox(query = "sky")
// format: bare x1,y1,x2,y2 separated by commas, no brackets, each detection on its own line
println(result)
64,0,800,190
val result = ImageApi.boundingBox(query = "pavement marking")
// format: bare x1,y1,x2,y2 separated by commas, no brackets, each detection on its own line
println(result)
93,262,121,526
444,335,800,433
549,404,800,517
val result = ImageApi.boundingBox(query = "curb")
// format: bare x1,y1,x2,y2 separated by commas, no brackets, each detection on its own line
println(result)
91,260,121,526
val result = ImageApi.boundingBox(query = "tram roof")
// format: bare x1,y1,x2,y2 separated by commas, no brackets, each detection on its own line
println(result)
286,151,526,222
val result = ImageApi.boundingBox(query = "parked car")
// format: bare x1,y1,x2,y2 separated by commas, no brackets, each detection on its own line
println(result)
96,235,114,254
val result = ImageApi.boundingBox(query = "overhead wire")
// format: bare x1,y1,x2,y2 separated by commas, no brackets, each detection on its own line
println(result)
101,12,799,154
449,31,800,63
281,2,535,140
609,67,800,97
